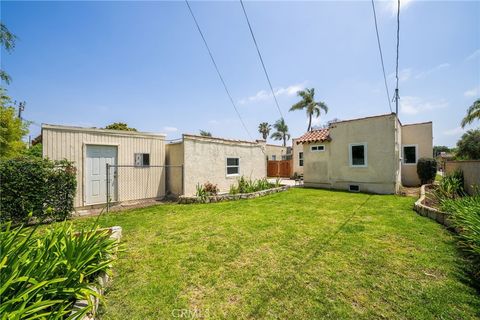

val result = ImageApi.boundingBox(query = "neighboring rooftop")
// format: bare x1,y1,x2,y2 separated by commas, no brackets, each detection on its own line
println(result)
296,128,331,144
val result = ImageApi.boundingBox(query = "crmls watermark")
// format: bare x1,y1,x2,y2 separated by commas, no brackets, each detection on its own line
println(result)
171,308,210,319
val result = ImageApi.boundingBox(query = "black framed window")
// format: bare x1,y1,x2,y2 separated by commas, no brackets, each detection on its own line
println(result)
403,146,417,164
350,144,366,167
226,157,239,175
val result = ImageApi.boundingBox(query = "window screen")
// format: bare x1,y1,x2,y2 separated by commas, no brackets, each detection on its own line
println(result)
311,145,325,152
226,157,239,175
351,145,365,166
299,152,304,167
403,146,417,164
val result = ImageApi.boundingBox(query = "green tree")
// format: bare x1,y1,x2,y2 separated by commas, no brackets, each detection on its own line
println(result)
461,99,480,128
24,143,42,158
289,88,328,132
199,130,212,137
0,91,28,159
456,129,480,160
258,122,271,140
270,118,290,147
105,122,137,131
0,23,17,84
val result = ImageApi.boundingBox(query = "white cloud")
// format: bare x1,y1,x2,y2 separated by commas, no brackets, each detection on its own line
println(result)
465,49,480,61
384,0,415,15
162,126,178,132
400,96,448,115
414,63,450,79
443,127,465,136
388,68,412,82
239,82,307,105
464,85,480,98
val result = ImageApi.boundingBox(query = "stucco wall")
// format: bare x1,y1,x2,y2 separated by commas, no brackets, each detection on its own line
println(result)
42,124,166,207
303,114,398,194
445,160,480,195
182,135,266,196
292,138,304,176
401,122,433,186
165,142,184,196
265,144,287,161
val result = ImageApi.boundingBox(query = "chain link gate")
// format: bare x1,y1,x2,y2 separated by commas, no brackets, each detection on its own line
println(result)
105,164,183,212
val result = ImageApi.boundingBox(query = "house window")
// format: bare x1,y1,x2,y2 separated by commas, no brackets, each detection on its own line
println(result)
299,152,304,167
349,185,360,192
226,157,240,176
281,155,287,160
311,145,325,152
271,155,276,161
349,143,367,167
403,145,417,164
134,153,150,166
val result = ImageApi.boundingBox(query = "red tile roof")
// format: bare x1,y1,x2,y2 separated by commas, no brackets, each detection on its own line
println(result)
295,129,331,144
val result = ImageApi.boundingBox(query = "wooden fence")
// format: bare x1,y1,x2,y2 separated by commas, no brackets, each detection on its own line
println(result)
267,160,292,178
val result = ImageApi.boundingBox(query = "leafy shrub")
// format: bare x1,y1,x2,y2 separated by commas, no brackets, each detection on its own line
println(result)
441,195,480,280
0,157,77,224
229,176,275,194
0,222,118,318
416,157,437,185
435,170,465,201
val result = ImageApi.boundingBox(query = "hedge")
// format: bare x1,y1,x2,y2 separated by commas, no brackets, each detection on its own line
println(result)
0,157,77,224
417,157,437,185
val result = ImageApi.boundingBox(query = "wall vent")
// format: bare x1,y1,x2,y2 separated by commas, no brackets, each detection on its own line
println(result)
349,185,360,192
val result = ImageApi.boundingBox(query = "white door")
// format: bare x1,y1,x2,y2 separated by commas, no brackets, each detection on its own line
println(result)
85,145,117,205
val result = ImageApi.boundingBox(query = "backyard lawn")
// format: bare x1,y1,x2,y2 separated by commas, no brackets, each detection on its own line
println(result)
79,188,480,319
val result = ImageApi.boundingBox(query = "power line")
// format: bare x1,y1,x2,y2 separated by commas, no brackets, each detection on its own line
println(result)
371,0,393,113
239,0,285,120
185,0,253,140
394,0,400,114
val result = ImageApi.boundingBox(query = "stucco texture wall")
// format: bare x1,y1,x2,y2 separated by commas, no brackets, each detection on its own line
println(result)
445,160,480,195
401,122,433,186
303,114,398,194
265,144,287,160
42,125,166,208
182,135,266,196
292,138,304,176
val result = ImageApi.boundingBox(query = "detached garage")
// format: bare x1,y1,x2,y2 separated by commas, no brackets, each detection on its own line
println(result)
42,124,166,208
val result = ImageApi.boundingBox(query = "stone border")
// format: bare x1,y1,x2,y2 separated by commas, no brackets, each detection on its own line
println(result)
72,226,122,320
414,184,452,228
178,185,290,204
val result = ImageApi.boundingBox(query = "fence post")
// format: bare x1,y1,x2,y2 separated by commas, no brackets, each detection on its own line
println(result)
106,163,110,213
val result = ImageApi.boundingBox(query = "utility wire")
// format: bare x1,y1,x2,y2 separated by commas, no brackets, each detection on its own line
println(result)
371,0,393,113
393,0,400,114
185,0,253,140
239,0,285,120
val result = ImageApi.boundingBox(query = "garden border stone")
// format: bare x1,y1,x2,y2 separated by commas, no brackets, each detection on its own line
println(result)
178,185,290,204
72,226,122,320
414,184,452,228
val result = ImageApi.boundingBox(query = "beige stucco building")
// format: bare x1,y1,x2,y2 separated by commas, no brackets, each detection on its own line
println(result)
295,114,432,194
42,124,166,208
264,144,288,161
292,138,304,176
166,134,267,196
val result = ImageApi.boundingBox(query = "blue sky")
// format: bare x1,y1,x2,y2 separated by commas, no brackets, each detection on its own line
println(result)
1,0,479,147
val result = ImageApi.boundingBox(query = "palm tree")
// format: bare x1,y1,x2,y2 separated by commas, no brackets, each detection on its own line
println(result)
461,99,480,128
270,118,290,147
0,23,17,84
289,88,328,132
199,130,212,137
258,122,271,140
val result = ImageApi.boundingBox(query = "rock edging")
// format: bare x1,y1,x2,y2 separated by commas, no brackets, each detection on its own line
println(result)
72,226,122,320
178,185,290,204
414,184,452,228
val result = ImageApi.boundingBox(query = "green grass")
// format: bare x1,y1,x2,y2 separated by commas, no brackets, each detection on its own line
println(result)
76,189,480,319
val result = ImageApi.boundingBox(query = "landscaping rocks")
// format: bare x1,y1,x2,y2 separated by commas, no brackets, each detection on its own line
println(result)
414,184,452,228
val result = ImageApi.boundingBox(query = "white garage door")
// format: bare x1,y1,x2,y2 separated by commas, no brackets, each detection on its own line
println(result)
86,145,117,205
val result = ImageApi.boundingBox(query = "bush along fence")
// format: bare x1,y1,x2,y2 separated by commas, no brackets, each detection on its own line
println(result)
180,185,290,204
0,157,76,225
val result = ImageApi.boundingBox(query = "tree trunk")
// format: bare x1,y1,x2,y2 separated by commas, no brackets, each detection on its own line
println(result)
307,115,312,131
283,135,286,147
